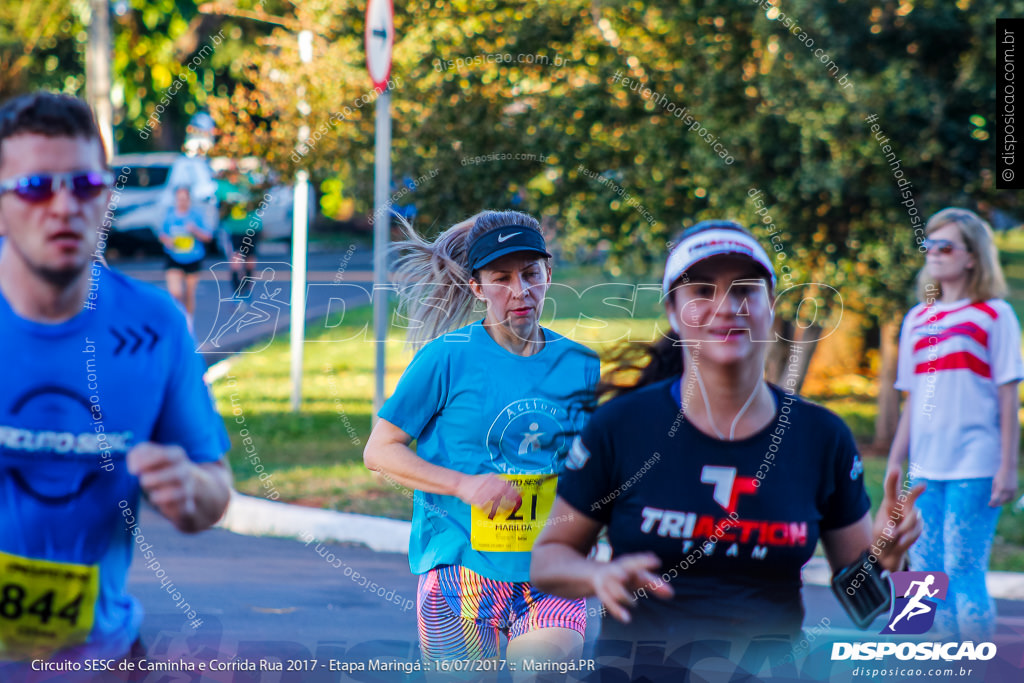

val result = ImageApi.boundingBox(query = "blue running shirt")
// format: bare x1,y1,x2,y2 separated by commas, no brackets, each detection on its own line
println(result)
0,264,229,662
160,207,208,264
378,322,599,582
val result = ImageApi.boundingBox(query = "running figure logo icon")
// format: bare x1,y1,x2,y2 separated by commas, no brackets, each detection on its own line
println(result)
881,571,949,635
201,264,289,353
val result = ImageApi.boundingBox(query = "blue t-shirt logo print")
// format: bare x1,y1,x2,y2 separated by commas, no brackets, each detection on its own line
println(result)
486,398,569,474
881,571,949,635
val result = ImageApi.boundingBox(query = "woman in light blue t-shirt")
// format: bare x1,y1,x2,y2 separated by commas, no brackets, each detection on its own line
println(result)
159,185,211,325
364,210,599,678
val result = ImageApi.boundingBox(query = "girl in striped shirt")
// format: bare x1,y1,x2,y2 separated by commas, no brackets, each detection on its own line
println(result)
887,207,1023,639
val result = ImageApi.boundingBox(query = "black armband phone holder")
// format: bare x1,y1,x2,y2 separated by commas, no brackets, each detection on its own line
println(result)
830,550,892,629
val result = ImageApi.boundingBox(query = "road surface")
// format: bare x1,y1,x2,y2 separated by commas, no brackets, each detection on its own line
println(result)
110,244,375,361
108,504,1024,683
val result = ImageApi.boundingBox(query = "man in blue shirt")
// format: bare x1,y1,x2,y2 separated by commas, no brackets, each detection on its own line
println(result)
0,92,231,666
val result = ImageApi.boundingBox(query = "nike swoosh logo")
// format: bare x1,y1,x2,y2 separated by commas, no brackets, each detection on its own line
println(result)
497,232,521,243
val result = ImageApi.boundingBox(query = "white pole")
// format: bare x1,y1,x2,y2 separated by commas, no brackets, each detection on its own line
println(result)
289,170,310,412
372,88,392,419
86,0,114,156
290,30,314,413
288,174,307,413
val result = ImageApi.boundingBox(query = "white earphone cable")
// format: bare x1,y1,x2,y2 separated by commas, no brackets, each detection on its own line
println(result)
693,368,762,441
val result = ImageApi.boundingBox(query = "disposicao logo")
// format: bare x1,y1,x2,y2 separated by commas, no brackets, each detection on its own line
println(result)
831,570,997,663
882,571,948,635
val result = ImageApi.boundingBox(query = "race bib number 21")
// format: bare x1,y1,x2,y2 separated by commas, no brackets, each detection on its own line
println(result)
470,474,557,552
0,550,98,660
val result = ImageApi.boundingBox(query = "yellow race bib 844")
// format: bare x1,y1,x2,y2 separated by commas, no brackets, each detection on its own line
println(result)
470,474,557,552
0,550,98,661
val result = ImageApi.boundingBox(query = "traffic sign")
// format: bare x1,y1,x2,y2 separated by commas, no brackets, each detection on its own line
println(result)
365,0,394,92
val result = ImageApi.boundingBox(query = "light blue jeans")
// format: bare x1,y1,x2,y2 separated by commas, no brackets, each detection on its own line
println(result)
909,477,1001,640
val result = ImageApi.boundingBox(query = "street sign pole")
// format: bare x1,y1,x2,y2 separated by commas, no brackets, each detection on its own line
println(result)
372,90,391,419
366,0,394,420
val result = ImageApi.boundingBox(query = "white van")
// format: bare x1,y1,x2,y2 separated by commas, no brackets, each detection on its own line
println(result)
108,153,219,254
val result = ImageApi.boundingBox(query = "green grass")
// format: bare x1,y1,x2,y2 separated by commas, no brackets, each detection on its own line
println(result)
988,230,1024,569
815,396,877,444
214,304,409,515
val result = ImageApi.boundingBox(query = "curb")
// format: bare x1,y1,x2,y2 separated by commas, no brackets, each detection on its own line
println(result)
204,356,237,383
216,494,1024,601
215,491,411,554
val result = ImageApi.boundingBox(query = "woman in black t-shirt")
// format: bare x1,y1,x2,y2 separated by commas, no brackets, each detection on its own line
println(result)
530,220,925,678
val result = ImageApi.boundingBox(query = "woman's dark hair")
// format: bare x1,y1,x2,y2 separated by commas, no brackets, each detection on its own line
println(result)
0,92,105,166
595,334,684,402
596,220,760,403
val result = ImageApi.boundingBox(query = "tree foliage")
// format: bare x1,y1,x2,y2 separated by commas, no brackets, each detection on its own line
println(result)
210,1,1004,296
0,1,84,102
207,0,1009,441
0,0,270,153
2,0,1011,441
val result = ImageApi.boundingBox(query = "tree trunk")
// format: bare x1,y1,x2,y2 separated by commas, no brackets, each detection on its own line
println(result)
767,318,821,394
785,323,822,394
873,319,901,449
764,316,792,385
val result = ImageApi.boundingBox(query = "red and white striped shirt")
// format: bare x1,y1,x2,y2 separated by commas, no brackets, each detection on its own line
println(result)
896,298,1023,480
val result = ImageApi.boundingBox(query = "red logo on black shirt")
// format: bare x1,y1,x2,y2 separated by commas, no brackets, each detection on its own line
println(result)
700,465,757,514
